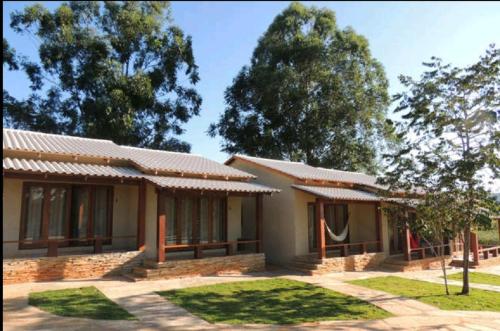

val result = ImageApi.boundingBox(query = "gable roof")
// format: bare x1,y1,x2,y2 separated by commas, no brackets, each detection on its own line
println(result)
226,154,385,189
292,185,381,202
3,128,254,180
121,145,251,179
3,128,126,160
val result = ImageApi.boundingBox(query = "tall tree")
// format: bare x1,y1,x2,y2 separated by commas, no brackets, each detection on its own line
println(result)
3,1,201,152
381,45,499,294
209,2,394,173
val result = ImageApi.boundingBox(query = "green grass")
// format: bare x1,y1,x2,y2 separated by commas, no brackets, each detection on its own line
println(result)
157,278,391,325
349,276,500,312
445,272,500,286
28,286,136,320
477,223,499,246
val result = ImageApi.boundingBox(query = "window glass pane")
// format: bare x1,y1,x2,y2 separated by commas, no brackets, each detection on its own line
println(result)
212,198,224,242
24,186,44,241
71,187,89,239
48,187,68,239
165,197,176,244
308,204,316,250
182,198,193,243
93,187,109,237
200,198,209,243
334,205,348,243
324,204,336,244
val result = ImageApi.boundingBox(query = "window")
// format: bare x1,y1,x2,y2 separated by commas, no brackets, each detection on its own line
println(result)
20,183,113,249
161,194,227,245
307,203,316,251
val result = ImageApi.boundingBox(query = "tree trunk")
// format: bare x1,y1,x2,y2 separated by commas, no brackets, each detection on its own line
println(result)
440,241,450,295
461,225,471,295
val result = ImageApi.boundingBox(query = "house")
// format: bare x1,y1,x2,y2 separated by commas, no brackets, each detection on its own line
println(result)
2,129,279,284
226,155,456,273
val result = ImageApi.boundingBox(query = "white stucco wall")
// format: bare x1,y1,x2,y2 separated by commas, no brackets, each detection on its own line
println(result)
144,183,158,259
229,159,297,264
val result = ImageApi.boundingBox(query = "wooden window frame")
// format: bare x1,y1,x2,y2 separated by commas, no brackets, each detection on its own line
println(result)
19,182,113,250
160,191,228,249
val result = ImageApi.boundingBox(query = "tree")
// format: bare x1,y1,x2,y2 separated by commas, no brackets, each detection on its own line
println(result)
381,45,499,294
208,2,394,174
3,1,201,152
382,194,460,295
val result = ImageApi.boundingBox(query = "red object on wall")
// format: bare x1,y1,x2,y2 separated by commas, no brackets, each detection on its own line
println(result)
409,232,420,249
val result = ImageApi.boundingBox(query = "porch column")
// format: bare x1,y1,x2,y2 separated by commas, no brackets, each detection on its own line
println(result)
157,191,166,263
256,193,263,253
403,222,411,261
315,199,326,259
136,179,146,251
375,202,383,252
498,219,500,242
470,231,479,266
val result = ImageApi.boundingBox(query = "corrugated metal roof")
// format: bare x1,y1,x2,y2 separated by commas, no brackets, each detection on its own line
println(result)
121,146,254,179
3,128,126,160
3,157,279,194
3,157,142,178
147,176,280,194
227,155,386,189
292,185,381,201
3,128,255,179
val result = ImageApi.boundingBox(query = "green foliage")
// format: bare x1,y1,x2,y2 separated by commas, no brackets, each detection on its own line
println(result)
349,276,500,312
28,286,136,320
3,1,201,152
380,45,500,294
209,2,394,174
158,278,391,324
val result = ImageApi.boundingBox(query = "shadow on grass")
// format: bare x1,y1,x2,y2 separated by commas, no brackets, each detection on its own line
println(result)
158,279,390,324
28,286,136,320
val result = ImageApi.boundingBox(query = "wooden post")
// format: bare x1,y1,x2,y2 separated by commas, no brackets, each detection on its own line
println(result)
47,240,58,257
498,219,500,242
315,199,326,259
375,202,383,252
403,223,411,261
157,192,166,263
255,193,263,253
137,179,146,251
94,236,103,254
470,232,479,266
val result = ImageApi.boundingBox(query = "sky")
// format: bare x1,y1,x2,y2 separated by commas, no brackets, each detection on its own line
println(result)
3,1,500,167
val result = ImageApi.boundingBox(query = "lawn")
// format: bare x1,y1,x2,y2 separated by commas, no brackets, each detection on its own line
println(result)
157,278,391,324
477,223,499,246
445,272,500,286
28,286,136,320
349,276,500,312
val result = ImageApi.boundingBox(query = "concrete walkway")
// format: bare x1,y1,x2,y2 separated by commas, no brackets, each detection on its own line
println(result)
4,267,500,330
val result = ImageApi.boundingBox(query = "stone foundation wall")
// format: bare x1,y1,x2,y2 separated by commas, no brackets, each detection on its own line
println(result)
3,250,144,285
313,252,385,274
136,253,266,280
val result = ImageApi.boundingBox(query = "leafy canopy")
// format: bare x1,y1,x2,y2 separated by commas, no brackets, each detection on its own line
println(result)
380,45,499,294
209,2,394,174
3,1,201,152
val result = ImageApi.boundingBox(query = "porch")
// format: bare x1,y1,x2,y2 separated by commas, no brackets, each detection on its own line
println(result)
289,186,385,273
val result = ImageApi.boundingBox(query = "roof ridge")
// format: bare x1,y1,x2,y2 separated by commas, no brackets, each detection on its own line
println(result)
3,128,116,144
315,166,376,177
235,154,305,165
120,145,203,157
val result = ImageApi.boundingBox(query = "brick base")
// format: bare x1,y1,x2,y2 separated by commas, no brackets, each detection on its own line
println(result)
382,256,452,272
134,253,266,280
312,252,386,274
3,251,144,285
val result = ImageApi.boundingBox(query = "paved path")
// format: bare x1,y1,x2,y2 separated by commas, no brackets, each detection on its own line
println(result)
4,267,500,330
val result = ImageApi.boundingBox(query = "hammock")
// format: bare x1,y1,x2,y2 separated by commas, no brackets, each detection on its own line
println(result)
324,221,349,242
